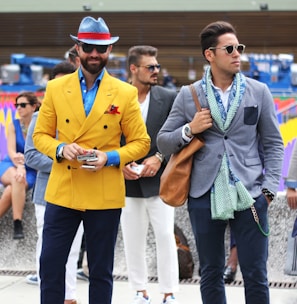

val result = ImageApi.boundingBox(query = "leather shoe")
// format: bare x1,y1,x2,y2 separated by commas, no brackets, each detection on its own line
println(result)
223,266,237,284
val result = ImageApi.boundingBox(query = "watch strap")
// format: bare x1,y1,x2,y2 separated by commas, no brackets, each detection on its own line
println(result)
262,188,275,201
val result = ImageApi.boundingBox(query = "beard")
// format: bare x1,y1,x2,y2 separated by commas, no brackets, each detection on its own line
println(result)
80,56,108,75
139,73,158,86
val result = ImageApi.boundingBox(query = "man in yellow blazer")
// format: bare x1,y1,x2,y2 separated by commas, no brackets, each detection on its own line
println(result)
33,16,150,304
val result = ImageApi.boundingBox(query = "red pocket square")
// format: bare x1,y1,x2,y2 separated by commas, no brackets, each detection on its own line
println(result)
104,104,120,114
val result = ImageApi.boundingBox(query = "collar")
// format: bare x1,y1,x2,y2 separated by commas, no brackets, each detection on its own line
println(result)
78,67,105,85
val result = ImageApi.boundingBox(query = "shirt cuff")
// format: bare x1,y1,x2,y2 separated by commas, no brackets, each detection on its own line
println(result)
285,180,297,189
105,150,120,166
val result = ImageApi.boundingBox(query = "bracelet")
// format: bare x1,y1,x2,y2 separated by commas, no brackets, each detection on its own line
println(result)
262,188,275,201
155,152,164,163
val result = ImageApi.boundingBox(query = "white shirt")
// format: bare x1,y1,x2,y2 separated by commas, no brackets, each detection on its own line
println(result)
139,91,150,122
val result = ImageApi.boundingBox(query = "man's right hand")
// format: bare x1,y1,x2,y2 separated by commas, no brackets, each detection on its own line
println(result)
189,108,212,135
62,143,86,161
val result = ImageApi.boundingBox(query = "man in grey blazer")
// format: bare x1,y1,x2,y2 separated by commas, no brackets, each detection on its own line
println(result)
121,45,179,304
157,21,284,304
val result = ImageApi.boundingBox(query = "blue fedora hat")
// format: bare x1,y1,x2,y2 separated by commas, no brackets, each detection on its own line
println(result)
70,16,119,45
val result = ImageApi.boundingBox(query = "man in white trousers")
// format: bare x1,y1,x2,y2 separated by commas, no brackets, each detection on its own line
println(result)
121,45,179,304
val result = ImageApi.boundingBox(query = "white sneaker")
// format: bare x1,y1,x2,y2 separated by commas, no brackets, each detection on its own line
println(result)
76,268,89,281
25,274,38,285
131,291,151,304
162,295,178,304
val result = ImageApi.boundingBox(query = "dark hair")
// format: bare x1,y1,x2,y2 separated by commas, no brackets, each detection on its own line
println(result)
127,45,158,66
52,61,76,79
200,21,237,58
15,91,41,111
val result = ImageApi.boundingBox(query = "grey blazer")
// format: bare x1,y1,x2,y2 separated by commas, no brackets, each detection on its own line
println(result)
157,77,284,198
25,112,52,206
125,85,177,198
285,140,297,189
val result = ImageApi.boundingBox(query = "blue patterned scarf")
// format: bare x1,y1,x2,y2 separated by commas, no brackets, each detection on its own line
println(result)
202,67,255,220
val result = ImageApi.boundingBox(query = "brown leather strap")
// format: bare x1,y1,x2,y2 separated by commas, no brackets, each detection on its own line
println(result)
189,84,202,112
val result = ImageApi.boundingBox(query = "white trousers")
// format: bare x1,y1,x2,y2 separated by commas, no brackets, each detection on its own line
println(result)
121,196,179,293
34,204,84,300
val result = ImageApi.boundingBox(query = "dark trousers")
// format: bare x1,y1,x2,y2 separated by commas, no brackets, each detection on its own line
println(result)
188,191,269,304
230,230,236,249
40,203,121,304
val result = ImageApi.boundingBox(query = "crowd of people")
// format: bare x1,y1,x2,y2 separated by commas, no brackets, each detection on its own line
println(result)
0,15,295,304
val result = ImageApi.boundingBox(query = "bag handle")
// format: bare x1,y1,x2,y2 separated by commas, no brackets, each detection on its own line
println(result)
189,84,202,112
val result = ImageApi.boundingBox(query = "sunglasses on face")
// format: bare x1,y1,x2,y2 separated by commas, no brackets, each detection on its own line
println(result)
138,64,161,73
208,44,246,55
15,103,30,108
79,43,109,54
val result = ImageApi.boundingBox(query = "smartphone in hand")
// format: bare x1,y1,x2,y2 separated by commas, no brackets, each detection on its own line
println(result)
77,151,97,162
131,164,144,175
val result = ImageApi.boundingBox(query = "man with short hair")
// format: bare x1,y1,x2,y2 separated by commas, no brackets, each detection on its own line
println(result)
157,21,284,304
33,16,150,304
121,45,179,304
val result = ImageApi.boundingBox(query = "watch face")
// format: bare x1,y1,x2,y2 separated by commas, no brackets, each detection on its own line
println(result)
185,126,191,136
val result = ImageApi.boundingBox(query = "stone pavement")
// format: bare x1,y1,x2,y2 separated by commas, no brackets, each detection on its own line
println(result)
1,188,297,303
0,274,297,304
1,190,297,284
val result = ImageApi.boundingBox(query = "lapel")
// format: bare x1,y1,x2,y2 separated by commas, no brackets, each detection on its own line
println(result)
63,70,86,126
63,71,119,141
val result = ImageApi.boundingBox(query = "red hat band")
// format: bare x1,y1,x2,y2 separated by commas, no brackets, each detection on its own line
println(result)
77,32,111,40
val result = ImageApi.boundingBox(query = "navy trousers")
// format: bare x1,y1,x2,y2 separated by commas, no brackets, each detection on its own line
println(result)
188,191,269,304
40,203,121,304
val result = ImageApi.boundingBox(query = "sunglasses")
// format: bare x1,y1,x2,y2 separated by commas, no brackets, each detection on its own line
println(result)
15,103,30,108
138,64,161,73
208,44,246,55
79,43,109,54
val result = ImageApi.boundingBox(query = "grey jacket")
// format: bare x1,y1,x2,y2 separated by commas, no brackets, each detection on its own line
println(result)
25,112,52,206
157,77,284,198
285,140,297,189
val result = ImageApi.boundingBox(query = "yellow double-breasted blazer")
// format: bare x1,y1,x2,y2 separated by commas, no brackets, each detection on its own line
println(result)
33,70,150,210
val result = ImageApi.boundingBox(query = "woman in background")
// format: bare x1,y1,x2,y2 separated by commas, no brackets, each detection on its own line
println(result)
0,92,40,239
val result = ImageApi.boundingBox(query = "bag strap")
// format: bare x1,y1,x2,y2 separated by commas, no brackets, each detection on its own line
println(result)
189,84,202,112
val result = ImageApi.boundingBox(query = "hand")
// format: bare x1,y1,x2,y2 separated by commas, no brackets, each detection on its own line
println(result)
12,152,25,167
263,195,273,206
123,162,142,180
81,150,107,171
15,165,26,183
287,188,297,209
189,108,212,135
141,155,161,178
62,143,85,161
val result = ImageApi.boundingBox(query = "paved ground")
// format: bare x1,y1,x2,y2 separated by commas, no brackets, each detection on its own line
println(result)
1,188,297,303
0,275,297,304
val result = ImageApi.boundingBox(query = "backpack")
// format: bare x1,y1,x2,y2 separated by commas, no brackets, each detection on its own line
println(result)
174,224,194,279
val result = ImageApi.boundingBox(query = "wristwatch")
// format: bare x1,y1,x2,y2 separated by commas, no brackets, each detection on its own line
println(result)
262,188,275,201
56,145,65,161
184,123,193,138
